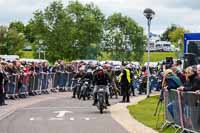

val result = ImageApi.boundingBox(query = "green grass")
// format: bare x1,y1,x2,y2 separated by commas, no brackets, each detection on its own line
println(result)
127,96,175,133
17,51,177,62
143,52,177,64
99,52,177,64
20,51,34,58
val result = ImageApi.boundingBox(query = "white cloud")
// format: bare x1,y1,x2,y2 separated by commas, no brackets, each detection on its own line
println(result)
0,0,200,34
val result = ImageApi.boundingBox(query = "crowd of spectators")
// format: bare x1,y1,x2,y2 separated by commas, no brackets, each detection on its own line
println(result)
0,59,77,106
162,60,200,93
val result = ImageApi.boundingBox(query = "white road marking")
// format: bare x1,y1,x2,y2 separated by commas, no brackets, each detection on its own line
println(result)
30,117,34,121
54,111,73,118
85,117,90,121
29,116,97,121
29,117,42,121
80,117,97,121
49,117,64,121
69,117,75,121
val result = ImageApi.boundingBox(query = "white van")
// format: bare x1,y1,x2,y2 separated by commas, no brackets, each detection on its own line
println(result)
155,41,172,52
0,55,19,61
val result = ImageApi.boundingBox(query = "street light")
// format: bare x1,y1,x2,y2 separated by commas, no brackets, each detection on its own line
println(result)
143,8,155,98
38,40,43,59
38,47,41,59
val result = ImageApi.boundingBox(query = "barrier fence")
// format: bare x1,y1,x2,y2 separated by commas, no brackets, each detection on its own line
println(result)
164,89,200,133
3,72,74,99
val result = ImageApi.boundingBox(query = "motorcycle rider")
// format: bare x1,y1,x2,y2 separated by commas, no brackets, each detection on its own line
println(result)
104,64,120,98
93,67,111,106
72,67,85,98
81,69,93,85
139,66,148,94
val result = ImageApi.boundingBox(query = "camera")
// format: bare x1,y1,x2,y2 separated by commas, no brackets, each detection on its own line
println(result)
165,57,173,69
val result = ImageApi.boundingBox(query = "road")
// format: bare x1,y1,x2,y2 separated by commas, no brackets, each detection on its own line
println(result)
0,93,128,133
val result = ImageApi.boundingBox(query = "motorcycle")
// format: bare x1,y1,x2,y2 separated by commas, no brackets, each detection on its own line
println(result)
108,83,114,99
96,85,107,114
150,74,159,91
132,76,140,91
71,78,82,98
79,78,91,100
109,82,119,99
138,76,147,95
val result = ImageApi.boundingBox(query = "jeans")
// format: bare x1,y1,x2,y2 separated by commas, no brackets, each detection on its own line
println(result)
93,85,110,95
58,73,66,88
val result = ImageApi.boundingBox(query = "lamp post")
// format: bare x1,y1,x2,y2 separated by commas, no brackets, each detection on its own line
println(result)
38,47,41,59
38,40,43,59
143,8,155,98
44,51,46,60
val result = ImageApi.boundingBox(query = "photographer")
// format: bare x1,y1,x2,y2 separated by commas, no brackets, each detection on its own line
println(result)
163,69,182,90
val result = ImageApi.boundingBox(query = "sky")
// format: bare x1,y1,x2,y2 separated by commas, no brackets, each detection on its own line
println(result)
1,0,200,34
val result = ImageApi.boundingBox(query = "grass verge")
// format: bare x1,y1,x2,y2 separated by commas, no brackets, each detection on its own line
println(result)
127,96,175,133
143,52,177,64
20,51,34,58
99,52,177,63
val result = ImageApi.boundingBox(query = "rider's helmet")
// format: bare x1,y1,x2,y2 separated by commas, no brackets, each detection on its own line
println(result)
79,65,85,74
96,66,103,71
96,66,104,78
103,63,111,71
125,64,131,69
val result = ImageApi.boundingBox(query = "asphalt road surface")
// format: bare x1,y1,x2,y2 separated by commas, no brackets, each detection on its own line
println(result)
0,93,129,133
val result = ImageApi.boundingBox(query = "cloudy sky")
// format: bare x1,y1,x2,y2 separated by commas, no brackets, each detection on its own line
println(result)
0,0,200,34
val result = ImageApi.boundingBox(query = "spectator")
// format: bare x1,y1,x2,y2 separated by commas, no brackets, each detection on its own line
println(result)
163,69,182,90
0,64,7,106
178,65,200,93
176,59,183,72
172,66,186,84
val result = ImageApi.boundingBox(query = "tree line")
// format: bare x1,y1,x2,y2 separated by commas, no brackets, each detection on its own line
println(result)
0,1,187,62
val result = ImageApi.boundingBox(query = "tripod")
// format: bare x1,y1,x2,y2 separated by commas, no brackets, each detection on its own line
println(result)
154,89,165,129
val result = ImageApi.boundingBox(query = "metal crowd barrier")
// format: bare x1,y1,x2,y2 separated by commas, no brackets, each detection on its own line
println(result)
6,74,18,98
54,71,74,91
163,89,200,133
3,71,74,99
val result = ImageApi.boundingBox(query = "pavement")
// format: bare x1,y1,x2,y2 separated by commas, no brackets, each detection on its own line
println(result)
0,92,158,133
110,95,158,133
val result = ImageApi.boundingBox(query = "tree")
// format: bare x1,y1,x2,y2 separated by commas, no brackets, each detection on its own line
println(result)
9,21,25,33
29,1,72,61
102,13,146,61
0,26,8,54
168,27,187,48
67,1,105,60
29,1,105,62
168,26,188,58
161,24,177,41
24,23,36,43
0,25,26,55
